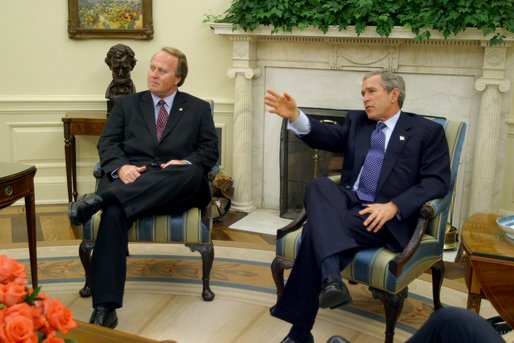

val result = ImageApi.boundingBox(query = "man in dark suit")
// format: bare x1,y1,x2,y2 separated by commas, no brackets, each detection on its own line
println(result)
264,71,450,343
69,47,218,328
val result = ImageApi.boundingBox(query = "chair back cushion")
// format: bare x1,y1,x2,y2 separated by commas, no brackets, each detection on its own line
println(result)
83,207,212,244
423,119,467,245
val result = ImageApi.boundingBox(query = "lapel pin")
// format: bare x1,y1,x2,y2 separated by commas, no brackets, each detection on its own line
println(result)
400,136,405,141
179,108,183,111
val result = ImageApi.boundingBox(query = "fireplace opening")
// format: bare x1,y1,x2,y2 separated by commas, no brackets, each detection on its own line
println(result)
280,107,347,219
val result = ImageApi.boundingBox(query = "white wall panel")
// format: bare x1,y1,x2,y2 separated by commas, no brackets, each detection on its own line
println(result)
0,98,233,204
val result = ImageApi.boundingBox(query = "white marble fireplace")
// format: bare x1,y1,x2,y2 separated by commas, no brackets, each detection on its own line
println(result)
212,24,513,229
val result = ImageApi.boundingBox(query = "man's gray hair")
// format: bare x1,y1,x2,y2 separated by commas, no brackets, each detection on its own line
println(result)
363,71,406,108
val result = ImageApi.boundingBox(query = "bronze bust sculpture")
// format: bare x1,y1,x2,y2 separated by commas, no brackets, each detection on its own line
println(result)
105,44,137,100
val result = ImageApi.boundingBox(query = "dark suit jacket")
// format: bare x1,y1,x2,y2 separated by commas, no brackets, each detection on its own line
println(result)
98,90,218,176
300,110,450,247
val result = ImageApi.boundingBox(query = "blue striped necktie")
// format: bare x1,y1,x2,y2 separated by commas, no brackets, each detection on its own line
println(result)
356,122,386,202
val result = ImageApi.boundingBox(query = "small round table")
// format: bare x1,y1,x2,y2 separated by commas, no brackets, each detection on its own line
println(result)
462,213,514,329
0,162,38,287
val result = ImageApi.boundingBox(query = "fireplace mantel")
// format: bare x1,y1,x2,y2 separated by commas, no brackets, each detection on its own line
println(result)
211,23,511,42
212,23,514,226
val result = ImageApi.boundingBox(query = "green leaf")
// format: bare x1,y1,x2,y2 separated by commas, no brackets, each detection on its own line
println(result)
24,286,43,305
208,0,513,44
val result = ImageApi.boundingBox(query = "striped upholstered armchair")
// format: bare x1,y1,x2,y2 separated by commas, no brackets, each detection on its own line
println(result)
271,118,466,343
78,100,216,303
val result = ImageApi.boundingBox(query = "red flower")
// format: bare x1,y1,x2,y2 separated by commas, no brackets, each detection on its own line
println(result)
41,298,77,334
0,254,77,342
3,303,38,343
0,282,28,306
0,255,28,286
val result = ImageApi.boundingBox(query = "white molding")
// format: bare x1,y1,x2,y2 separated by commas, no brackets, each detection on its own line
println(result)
0,98,235,204
211,24,514,44
0,95,105,112
0,95,105,102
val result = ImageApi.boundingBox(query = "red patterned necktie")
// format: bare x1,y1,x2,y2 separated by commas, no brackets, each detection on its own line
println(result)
356,122,386,202
156,99,169,142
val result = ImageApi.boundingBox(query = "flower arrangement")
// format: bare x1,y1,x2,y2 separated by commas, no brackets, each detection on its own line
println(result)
0,254,77,343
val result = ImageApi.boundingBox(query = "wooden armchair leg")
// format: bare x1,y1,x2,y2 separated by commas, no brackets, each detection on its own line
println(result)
78,240,95,298
431,260,445,310
371,287,408,343
187,243,215,301
270,257,293,311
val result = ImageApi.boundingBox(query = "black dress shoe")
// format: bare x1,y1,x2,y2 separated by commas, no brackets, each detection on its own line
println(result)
68,193,103,225
327,335,351,343
89,306,118,328
280,332,314,343
319,275,353,309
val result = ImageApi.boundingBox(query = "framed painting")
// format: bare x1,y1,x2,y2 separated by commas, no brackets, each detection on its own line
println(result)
68,0,153,40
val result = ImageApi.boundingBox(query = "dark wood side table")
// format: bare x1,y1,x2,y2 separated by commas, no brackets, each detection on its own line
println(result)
461,212,514,328
62,112,107,202
0,162,38,287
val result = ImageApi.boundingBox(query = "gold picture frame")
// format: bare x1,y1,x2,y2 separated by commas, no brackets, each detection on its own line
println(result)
68,0,153,40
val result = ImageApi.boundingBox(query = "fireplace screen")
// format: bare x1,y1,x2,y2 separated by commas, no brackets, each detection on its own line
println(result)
280,107,347,219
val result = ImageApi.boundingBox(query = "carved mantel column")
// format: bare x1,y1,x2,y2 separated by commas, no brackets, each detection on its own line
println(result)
469,44,511,214
228,38,260,212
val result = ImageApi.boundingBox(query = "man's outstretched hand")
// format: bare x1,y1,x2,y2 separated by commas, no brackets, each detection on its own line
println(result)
264,89,300,122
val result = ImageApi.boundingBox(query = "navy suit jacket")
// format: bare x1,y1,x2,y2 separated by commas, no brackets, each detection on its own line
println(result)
300,110,450,247
98,90,218,176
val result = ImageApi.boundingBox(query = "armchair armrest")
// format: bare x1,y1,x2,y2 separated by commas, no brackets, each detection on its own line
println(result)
388,193,451,276
93,162,103,179
276,209,306,240
276,175,339,240
207,164,220,182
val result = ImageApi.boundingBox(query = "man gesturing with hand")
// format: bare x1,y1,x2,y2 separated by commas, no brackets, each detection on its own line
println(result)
265,71,450,343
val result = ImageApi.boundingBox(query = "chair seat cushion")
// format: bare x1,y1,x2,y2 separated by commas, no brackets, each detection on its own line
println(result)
83,207,212,244
276,229,303,262
276,229,442,294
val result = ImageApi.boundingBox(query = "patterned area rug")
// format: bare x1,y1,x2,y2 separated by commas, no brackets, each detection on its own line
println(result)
0,243,500,342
